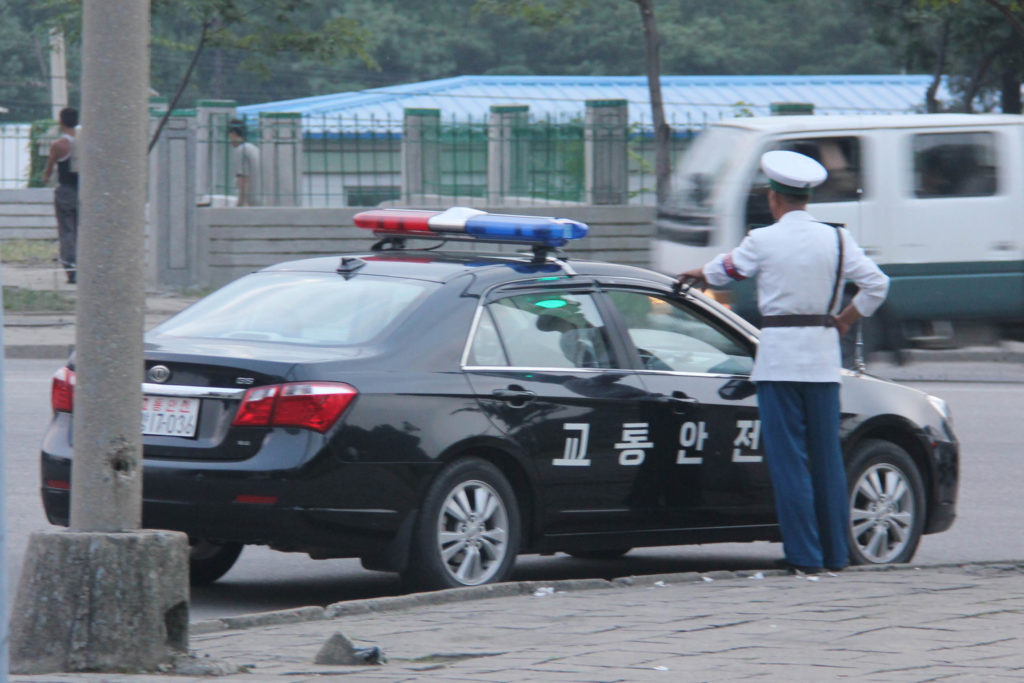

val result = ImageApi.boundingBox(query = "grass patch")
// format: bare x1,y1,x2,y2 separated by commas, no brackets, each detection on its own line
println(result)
1,239,58,265
3,286,74,312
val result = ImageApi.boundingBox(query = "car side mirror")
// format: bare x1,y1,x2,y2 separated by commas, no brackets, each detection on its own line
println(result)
718,378,756,401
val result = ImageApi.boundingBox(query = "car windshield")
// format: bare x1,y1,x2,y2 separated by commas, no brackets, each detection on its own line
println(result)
150,271,436,346
661,126,746,212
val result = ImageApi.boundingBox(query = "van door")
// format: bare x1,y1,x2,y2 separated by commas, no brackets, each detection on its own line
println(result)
884,128,1023,322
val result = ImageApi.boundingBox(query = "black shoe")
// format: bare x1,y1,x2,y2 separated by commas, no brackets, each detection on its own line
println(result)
66,270,76,284
826,565,845,573
773,559,822,575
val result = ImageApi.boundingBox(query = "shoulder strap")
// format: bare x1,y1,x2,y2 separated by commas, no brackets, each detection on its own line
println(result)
828,225,844,314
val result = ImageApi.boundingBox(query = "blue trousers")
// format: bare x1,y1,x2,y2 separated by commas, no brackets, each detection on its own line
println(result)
756,381,848,569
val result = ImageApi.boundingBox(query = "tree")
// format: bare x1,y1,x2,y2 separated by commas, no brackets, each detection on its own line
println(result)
27,0,374,147
474,0,672,202
864,0,1024,113
632,0,670,204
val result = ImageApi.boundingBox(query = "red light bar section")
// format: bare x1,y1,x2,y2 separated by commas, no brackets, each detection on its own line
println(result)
234,494,279,505
353,209,440,234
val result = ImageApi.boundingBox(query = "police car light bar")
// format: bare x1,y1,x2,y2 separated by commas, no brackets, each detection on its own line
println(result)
353,207,589,247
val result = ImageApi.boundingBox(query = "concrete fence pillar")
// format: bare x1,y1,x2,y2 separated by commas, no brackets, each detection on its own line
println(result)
148,95,168,117
402,108,441,204
259,112,303,206
487,105,529,204
147,110,198,287
196,100,236,204
585,99,629,205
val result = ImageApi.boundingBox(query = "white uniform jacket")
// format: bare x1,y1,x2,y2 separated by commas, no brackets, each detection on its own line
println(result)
702,210,889,383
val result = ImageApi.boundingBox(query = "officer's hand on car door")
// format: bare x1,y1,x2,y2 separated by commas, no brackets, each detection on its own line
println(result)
675,268,707,293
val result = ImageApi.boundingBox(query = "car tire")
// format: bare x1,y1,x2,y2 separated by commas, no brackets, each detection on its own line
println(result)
403,458,520,591
846,439,926,566
566,548,632,560
189,539,243,586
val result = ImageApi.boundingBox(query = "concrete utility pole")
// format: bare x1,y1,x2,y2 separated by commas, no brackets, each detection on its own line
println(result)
10,1,190,673
49,29,68,119
0,265,9,681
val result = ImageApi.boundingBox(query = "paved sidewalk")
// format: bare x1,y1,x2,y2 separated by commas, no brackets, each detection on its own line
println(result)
1,263,197,359
12,561,1024,681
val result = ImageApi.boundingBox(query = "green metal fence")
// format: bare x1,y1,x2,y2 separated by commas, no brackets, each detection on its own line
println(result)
4,113,696,207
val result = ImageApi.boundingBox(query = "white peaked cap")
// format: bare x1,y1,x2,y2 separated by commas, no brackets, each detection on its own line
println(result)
761,150,827,194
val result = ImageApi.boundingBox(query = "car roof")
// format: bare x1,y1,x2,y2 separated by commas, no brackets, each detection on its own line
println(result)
258,249,674,290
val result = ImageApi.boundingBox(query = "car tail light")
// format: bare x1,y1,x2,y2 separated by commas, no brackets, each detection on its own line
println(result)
52,367,76,413
231,382,357,433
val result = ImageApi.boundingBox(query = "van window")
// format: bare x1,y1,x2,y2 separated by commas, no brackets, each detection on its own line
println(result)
744,136,863,231
663,126,746,212
774,137,862,203
913,132,997,198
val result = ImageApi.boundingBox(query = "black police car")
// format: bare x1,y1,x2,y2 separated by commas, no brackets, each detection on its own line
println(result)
40,208,959,590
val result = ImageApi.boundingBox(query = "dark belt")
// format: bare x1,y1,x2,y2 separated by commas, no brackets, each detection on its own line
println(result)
760,314,836,328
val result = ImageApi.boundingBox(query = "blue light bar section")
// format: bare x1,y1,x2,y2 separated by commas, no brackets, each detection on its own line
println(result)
463,215,589,246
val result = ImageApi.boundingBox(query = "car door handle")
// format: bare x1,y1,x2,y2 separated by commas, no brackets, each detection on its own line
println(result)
492,386,536,407
663,391,699,414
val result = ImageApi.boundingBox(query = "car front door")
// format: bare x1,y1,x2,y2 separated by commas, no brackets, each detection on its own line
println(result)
463,285,661,534
600,287,776,530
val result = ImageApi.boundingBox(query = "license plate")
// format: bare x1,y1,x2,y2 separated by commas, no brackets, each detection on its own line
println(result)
142,396,200,437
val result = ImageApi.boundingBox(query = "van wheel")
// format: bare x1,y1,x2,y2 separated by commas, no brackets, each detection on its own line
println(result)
847,440,926,565
403,458,520,591
189,539,243,585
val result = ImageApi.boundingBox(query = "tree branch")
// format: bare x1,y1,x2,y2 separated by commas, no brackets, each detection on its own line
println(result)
632,0,670,204
148,17,214,153
984,0,1024,39
926,20,949,112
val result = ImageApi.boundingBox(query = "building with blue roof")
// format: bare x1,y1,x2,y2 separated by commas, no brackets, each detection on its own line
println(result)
238,74,946,133
223,74,951,208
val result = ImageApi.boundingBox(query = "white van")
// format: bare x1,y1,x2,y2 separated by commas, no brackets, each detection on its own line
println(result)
651,113,1024,347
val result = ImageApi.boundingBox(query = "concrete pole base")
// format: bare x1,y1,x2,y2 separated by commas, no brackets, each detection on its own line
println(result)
10,529,189,674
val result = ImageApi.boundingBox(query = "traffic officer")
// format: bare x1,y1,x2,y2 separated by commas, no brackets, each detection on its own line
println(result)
678,150,889,574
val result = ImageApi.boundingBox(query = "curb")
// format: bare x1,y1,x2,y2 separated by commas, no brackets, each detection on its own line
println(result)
188,560,1024,635
4,344,72,359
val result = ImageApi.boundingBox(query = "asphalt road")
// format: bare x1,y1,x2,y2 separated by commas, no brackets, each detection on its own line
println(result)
5,359,1022,621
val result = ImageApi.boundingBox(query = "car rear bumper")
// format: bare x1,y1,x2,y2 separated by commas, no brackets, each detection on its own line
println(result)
41,452,437,559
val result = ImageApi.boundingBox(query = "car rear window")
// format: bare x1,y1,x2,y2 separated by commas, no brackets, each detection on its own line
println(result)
151,272,436,346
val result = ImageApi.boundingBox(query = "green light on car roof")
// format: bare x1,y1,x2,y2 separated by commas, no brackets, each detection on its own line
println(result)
536,276,564,281
534,299,568,309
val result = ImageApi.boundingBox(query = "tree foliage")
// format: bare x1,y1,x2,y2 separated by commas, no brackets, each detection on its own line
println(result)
0,0,952,123
862,0,1024,112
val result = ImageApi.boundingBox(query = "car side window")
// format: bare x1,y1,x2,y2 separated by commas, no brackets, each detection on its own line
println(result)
913,132,997,198
472,291,616,369
466,308,509,366
606,290,754,375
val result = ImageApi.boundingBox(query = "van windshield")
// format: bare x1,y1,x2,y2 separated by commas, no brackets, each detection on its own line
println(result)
663,126,746,212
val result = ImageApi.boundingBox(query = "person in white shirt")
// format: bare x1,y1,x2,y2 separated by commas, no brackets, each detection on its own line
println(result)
678,150,889,574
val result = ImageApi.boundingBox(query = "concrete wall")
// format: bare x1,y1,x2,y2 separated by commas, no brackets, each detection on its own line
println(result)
0,189,656,288
199,205,656,288
0,189,57,239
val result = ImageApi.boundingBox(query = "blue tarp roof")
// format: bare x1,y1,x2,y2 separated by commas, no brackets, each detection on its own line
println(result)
237,74,947,133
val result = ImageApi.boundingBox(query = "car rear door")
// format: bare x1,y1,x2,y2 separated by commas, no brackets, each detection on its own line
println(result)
463,283,661,534
598,286,776,530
